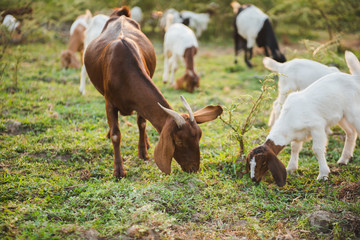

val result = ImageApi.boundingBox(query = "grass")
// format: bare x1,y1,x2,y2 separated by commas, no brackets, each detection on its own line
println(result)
1,38,359,239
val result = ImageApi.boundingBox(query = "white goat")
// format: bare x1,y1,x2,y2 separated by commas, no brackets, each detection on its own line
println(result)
162,20,199,90
264,57,340,126
79,14,109,95
249,51,360,185
131,6,143,24
180,11,210,37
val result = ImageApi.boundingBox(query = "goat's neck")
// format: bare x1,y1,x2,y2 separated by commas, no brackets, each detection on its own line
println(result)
264,139,284,155
135,91,171,134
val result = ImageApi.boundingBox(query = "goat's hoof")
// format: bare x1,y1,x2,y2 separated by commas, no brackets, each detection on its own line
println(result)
138,153,149,160
286,168,297,175
113,169,127,178
316,175,328,181
337,157,351,165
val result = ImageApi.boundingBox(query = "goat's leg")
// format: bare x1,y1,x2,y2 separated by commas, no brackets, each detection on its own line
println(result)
286,141,303,174
105,100,126,178
169,55,178,85
337,118,357,165
264,46,270,57
137,113,150,160
311,129,330,180
80,65,87,95
245,47,253,68
162,51,169,84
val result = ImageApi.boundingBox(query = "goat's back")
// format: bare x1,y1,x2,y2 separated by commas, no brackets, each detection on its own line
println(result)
278,59,340,91
164,23,198,56
235,5,268,39
84,16,156,96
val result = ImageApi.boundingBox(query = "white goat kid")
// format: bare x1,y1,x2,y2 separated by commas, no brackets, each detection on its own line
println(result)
268,51,360,181
263,57,340,126
162,22,198,85
79,14,109,95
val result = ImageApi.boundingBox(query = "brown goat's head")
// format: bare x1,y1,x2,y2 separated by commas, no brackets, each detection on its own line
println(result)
60,50,81,69
154,96,223,174
176,71,200,93
246,143,287,187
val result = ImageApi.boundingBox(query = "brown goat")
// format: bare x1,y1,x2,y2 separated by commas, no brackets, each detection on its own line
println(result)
61,10,91,69
84,7,223,177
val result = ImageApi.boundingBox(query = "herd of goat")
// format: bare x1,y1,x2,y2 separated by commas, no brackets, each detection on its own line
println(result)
2,3,360,187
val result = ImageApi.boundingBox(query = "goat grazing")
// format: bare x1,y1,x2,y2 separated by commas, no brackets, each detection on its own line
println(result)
84,8,223,177
247,51,360,187
61,10,92,69
79,14,110,95
264,57,340,126
232,2,285,68
163,20,200,93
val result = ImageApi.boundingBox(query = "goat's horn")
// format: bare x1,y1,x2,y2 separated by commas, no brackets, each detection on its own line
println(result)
158,102,186,128
180,96,194,122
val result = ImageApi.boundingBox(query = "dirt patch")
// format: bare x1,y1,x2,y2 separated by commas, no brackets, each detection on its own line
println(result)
5,120,23,136
337,182,360,202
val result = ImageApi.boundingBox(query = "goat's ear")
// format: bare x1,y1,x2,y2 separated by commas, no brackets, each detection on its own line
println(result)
154,121,175,174
268,154,287,187
194,105,223,124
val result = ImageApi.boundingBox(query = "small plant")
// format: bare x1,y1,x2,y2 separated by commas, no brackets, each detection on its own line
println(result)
220,73,276,160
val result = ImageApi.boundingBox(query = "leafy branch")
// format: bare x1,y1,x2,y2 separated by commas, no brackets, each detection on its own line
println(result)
220,74,276,160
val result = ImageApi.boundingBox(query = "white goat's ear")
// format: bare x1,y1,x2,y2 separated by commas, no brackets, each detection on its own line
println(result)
268,154,287,187
345,51,360,75
194,105,223,124
154,120,175,174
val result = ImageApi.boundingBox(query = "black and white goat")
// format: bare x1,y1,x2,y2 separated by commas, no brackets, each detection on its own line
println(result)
232,2,286,68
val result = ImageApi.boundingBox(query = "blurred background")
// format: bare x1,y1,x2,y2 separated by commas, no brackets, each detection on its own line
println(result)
1,0,359,47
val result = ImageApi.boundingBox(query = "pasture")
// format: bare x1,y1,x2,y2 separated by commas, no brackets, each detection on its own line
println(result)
1,37,360,239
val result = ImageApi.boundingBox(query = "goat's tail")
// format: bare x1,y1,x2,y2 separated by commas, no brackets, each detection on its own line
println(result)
345,51,360,75
231,1,241,14
263,57,282,72
165,13,174,32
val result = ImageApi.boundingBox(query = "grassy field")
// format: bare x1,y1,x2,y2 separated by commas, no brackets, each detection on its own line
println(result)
1,37,359,239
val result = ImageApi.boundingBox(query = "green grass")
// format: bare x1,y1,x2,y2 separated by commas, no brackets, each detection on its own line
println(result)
1,39,359,239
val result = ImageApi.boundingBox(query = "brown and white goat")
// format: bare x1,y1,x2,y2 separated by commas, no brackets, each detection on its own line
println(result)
84,7,223,177
163,21,200,93
60,10,92,69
